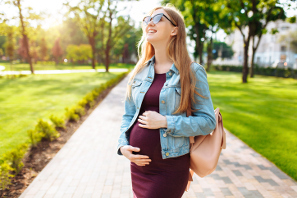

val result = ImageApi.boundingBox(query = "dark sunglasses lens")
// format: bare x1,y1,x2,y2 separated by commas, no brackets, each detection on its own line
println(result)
153,14,162,24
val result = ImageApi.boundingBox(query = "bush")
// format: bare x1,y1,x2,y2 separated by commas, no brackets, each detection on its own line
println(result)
74,105,85,117
49,114,66,129
83,93,95,108
27,129,43,148
65,107,80,122
211,64,297,79
36,61,55,65
78,98,88,108
2,144,29,175
35,119,60,141
0,161,14,192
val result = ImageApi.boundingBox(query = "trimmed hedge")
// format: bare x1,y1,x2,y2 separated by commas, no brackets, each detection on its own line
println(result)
0,70,130,191
211,64,297,79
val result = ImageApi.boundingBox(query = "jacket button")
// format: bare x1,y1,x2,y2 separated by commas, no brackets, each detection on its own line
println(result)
169,72,172,75
166,152,169,156
161,100,165,104
163,133,167,137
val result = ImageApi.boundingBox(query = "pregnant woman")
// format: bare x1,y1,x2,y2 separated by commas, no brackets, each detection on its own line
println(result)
117,4,216,198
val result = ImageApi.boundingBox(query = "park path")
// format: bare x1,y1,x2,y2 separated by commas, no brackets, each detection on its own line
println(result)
19,71,297,198
1,68,128,75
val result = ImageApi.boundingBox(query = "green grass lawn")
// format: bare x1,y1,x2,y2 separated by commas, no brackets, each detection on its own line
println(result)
0,62,135,71
0,71,127,159
208,71,297,181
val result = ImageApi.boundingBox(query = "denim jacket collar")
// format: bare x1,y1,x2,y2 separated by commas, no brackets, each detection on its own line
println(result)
147,55,179,75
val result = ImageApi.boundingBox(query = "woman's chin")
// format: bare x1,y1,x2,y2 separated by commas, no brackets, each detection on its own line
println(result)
146,37,158,45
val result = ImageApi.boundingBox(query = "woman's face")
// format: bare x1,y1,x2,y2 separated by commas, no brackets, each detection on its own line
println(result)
143,9,177,46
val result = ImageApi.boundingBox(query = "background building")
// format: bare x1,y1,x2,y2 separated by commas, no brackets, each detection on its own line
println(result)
223,19,297,69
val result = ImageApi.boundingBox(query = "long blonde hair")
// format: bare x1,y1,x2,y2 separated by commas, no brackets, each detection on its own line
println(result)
126,4,207,114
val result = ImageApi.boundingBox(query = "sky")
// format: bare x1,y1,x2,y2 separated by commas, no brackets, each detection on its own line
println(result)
20,0,163,29
1,0,296,45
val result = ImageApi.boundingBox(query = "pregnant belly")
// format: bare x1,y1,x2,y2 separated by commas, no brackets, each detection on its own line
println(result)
129,120,161,157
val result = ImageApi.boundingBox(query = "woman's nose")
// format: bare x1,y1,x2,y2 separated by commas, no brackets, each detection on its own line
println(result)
148,19,155,26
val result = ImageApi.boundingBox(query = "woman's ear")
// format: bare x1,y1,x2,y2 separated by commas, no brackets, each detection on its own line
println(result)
171,27,178,36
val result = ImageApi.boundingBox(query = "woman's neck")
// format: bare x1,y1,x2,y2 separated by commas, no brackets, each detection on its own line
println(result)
154,46,173,73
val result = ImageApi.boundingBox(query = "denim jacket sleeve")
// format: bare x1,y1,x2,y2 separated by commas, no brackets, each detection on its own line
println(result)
116,91,136,155
165,65,216,137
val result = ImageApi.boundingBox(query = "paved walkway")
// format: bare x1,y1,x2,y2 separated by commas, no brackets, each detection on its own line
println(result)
1,68,128,75
19,72,297,198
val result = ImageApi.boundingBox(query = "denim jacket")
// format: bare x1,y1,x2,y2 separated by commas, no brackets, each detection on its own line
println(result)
116,55,216,159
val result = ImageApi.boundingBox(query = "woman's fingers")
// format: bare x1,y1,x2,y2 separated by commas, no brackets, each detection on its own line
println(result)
131,154,152,166
127,145,140,152
138,118,147,124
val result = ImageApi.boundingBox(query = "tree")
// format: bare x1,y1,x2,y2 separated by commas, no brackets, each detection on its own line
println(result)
249,1,286,78
64,0,105,69
52,38,63,65
13,0,33,73
218,0,291,82
66,44,92,64
40,37,47,61
4,26,15,71
1,0,44,74
111,25,142,63
17,37,27,61
98,2,132,72
162,0,226,71
0,23,16,64
212,41,234,60
162,0,207,64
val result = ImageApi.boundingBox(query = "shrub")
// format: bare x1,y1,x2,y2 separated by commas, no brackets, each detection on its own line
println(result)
74,105,85,117
27,129,43,148
83,93,95,108
0,161,14,192
65,107,80,122
2,144,29,175
84,92,95,102
35,119,60,141
49,114,66,129
78,98,88,108
211,64,297,79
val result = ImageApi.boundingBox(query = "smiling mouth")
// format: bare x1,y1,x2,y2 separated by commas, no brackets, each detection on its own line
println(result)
148,30,157,34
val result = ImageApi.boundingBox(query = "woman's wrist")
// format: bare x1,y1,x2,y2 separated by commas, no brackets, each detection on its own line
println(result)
162,115,168,128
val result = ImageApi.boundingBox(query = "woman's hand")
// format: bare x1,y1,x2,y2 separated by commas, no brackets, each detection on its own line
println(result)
138,110,167,129
120,145,151,166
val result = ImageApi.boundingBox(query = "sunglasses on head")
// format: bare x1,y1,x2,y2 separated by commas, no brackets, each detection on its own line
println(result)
143,13,177,27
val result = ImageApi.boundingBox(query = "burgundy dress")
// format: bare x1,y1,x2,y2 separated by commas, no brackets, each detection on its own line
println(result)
129,72,190,198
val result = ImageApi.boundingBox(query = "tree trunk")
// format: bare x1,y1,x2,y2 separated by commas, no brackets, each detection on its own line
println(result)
88,36,96,69
194,24,204,64
198,42,203,65
206,36,213,72
250,34,262,78
242,40,249,83
250,43,256,78
105,10,113,73
17,0,34,74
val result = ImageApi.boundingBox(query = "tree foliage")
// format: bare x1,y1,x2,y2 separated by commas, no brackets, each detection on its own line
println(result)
217,0,288,82
66,44,92,63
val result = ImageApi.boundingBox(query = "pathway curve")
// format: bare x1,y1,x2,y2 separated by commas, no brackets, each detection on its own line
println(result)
19,72,297,198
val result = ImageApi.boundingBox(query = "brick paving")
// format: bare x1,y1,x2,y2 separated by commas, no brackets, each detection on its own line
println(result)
19,72,297,198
